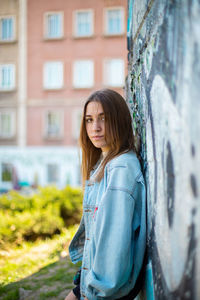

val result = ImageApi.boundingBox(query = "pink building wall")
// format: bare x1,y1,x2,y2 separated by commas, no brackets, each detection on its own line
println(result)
27,0,127,146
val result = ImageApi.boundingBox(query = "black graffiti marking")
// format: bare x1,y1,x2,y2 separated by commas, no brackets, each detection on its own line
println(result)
191,144,196,158
192,208,197,216
166,141,175,228
190,174,198,198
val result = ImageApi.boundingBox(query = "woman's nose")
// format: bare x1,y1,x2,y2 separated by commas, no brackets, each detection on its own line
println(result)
93,120,101,131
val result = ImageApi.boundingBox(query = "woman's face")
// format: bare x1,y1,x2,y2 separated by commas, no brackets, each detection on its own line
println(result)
85,101,109,152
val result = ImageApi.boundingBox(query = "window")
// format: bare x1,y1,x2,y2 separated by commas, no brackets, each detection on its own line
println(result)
0,16,15,41
104,8,124,35
73,60,94,88
103,59,124,87
74,10,93,37
47,163,59,183
43,62,63,89
0,111,15,138
44,12,63,39
0,64,15,91
1,163,13,182
45,111,63,138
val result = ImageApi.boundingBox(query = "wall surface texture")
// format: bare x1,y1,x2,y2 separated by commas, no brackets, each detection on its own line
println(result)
126,1,200,299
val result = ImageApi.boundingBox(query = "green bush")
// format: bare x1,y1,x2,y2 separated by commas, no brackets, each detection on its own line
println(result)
0,186,82,247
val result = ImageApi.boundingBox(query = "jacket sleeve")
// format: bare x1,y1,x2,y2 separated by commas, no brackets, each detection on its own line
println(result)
84,165,139,299
69,215,85,264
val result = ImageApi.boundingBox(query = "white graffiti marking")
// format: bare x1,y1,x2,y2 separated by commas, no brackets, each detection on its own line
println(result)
147,75,195,291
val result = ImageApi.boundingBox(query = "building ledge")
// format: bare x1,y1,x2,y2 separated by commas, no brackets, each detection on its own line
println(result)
72,34,96,40
43,36,66,42
0,88,17,93
103,33,125,38
0,39,17,45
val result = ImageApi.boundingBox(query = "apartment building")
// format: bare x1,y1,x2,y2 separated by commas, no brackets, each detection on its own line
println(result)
0,0,127,190
0,0,19,145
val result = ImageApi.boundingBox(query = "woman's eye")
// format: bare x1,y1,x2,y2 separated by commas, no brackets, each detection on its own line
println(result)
100,116,105,121
86,118,92,123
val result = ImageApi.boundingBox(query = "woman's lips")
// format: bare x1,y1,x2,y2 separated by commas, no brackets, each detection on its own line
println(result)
92,136,104,140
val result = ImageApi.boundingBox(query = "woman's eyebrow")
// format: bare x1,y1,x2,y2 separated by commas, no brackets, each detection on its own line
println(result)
85,113,104,117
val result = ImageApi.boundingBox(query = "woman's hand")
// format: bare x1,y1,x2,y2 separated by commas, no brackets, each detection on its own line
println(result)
64,290,77,300
64,290,88,300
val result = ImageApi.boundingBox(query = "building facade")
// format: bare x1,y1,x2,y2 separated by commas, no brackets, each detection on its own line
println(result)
0,0,127,190
0,0,19,146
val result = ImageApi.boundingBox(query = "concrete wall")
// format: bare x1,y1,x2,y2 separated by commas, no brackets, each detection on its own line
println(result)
126,0,200,299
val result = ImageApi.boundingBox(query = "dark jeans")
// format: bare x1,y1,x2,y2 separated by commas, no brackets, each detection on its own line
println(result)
73,285,81,299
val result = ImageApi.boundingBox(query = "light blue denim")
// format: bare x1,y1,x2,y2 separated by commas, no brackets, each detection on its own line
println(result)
69,151,146,300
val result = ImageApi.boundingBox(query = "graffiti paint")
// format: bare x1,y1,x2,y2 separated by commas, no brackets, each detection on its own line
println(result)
127,0,200,299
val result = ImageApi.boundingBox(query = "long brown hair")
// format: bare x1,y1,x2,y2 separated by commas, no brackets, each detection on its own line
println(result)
79,89,137,183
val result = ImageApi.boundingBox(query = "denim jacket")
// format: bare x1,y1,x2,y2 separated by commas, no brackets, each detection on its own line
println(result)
69,151,146,300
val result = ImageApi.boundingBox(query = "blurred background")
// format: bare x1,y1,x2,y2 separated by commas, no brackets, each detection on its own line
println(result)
0,0,127,192
0,2,128,297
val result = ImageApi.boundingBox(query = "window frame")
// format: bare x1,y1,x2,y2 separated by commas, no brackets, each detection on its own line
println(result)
103,58,125,87
73,59,94,89
0,15,16,42
43,61,64,90
73,9,94,38
104,7,125,36
44,110,64,139
0,64,16,91
44,11,64,40
0,110,15,139
1,162,13,184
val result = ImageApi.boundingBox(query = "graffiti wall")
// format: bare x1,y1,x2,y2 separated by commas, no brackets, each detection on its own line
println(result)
126,0,200,299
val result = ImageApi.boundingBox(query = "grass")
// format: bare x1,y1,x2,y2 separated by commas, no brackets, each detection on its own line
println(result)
39,286,64,298
0,226,81,300
0,289,19,300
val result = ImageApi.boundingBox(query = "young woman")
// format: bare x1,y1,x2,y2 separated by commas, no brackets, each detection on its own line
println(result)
65,89,146,300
